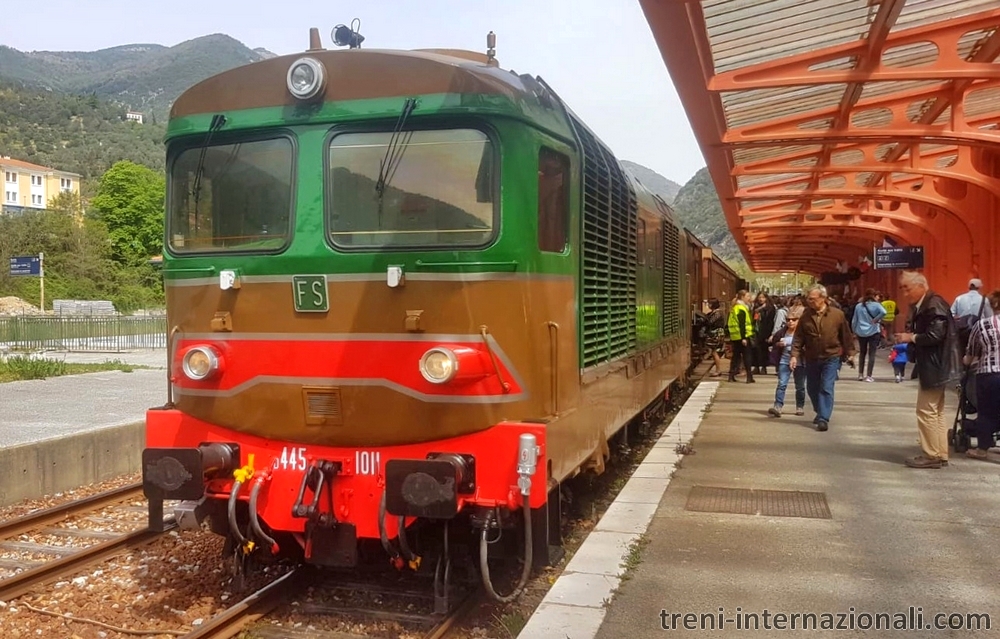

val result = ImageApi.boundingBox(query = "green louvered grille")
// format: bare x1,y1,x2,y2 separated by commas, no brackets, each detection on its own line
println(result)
663,222,681,336
568,115,637,368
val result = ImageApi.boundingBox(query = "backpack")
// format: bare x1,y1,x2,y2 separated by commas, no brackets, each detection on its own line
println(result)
956,295,987,354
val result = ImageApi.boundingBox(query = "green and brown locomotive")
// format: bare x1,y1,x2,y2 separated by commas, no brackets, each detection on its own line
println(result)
143,25,707,601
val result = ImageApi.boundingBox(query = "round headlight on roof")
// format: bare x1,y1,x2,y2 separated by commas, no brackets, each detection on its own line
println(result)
286,57,326,100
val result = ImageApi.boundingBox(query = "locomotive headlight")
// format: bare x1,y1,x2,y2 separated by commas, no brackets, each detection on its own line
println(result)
286,57,326,100
182,346,221,381
419,348,458,384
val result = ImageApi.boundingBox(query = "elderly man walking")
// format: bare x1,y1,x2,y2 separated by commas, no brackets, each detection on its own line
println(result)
789,284,855,431
952,278,994,320
896,271,959,469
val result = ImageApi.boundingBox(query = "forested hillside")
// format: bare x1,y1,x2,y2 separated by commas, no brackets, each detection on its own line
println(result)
0,81,165,188
0,35,273,121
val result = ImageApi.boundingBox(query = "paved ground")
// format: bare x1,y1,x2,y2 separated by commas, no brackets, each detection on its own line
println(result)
0,368,165,447
518,355,999,638
33,348,168,368
585,356,998,638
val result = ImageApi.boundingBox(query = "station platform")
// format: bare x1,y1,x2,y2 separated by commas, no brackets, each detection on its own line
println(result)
0,350,166,506
519,357,999,638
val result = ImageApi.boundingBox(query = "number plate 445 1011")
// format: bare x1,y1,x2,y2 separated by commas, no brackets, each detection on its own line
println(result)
271,447,382,476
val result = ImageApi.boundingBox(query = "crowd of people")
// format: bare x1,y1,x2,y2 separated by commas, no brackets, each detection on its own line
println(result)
696,273,1000,468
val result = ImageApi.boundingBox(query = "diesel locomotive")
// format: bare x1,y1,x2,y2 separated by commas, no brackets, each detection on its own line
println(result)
142,26,715,603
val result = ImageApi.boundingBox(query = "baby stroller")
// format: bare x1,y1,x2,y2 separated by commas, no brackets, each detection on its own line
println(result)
949,367,978,453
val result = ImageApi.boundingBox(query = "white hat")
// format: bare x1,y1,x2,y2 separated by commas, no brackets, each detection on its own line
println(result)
969,278,983,289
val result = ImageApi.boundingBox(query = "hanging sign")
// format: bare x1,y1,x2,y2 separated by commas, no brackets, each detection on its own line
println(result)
874,246,924,270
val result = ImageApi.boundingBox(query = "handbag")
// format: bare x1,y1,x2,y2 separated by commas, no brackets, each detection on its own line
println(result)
768,326,788,367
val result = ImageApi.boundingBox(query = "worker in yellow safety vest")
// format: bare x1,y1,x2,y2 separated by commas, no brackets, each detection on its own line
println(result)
727,290,755,383
881,295,897,343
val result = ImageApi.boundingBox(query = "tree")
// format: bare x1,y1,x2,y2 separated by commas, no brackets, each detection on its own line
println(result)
0,209,119,310
47,191,84,220
89,160,165,264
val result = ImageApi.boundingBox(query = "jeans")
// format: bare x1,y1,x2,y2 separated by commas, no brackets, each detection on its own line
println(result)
774,362,806,409
858,334,880,377
805,356,841,422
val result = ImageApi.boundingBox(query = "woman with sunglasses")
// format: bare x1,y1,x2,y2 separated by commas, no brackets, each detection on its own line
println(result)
768,306,806,417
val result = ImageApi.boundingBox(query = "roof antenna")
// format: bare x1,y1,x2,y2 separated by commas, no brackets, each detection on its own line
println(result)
486,31,496,66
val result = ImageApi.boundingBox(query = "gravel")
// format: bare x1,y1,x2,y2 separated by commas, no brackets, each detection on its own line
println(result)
0,473,141,526
1,529,292,638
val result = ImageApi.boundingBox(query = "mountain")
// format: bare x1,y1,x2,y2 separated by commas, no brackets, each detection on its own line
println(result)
621,160,681,204
0,34,268,120
0,80,166,186
620,161,743,263
670,167,741,262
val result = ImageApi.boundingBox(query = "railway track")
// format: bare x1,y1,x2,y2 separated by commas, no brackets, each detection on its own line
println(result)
180,568,479,639
0,482,142,542
0,481,175,602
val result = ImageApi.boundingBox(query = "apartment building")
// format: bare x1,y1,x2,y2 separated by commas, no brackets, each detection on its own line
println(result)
1,156,81,214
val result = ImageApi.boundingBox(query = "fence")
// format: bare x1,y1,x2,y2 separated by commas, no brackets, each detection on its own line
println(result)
0,315,167,352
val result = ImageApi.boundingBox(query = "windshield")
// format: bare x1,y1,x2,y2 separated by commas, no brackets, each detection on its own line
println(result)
327,128,495,249
168,137,294,253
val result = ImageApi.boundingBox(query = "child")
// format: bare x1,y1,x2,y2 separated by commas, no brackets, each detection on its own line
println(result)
768,306,806,417
890,342,908,382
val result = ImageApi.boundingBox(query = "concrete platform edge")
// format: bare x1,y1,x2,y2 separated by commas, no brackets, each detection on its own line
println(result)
0,421,145,508
517,382,720,639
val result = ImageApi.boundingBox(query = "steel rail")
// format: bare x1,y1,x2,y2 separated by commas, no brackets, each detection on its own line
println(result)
423,591,479,639
179,569,476,639
178,568,303,639
0,482,144,540
0,519,175,602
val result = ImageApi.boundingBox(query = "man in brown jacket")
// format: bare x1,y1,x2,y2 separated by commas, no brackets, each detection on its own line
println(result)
790,284,855,431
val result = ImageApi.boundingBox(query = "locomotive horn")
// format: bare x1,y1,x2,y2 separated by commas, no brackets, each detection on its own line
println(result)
333,19,365,48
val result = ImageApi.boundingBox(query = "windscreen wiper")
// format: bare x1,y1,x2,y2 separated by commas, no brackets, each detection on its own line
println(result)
192,114,227,217
374,98,417,201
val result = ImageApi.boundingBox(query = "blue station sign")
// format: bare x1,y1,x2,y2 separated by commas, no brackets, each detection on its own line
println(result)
9,255,41,276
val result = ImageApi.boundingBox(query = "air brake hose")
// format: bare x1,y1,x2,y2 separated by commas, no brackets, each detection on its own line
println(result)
227,480,247,546
480,499,533,603
249,477,280,554
378,490,401,561
398,515,417,563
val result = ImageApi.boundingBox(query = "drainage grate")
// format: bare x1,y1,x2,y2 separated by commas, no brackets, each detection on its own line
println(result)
685,486,831,519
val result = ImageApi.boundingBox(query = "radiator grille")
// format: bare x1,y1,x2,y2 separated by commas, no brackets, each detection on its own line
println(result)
302,386,342,426
663,222,681,337
567,113,637,368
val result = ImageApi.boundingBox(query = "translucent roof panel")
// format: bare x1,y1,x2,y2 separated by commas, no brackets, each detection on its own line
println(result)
893,0,1000,31
722,85,848,129
703,0,875,73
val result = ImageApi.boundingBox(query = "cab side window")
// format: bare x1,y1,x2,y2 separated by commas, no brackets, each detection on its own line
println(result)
538,147,569,253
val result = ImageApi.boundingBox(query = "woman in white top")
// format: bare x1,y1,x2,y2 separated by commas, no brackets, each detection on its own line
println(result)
962,290,1000,460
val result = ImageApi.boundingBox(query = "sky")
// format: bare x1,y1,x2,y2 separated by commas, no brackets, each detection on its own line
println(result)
0,0,706,186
